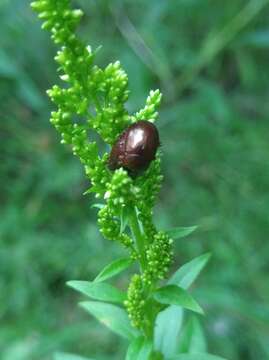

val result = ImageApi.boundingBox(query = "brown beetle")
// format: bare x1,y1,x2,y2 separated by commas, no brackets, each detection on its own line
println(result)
108,120,160,176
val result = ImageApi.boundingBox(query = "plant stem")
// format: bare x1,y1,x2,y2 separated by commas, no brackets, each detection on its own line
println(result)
129,207,147,271
129,208,159,340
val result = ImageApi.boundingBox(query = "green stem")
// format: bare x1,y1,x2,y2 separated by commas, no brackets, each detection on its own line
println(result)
129,208,147,271
129,208,159,339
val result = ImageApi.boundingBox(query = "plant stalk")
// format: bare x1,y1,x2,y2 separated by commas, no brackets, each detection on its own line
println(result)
129,208,147,271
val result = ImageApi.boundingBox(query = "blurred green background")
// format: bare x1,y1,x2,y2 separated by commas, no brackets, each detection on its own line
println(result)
1,0,269,359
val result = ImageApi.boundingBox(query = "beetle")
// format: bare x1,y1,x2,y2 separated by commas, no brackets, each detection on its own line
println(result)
108,120,160,177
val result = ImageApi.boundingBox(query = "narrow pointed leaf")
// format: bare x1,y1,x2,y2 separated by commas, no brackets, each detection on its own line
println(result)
154,254,210,356
83,188,92,195
154,305,183,357
90,203,104,209
126,336,153,360
169,253,211,289
94,257,133,283
154,285,204,315
54,353,94,360
169,354,228,360
178,317,207,353
166,226,197,240
67,281,126,303
80,301,138,340
120,207,130,234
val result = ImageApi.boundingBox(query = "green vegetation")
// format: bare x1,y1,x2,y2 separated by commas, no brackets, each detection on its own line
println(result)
1,0,269,359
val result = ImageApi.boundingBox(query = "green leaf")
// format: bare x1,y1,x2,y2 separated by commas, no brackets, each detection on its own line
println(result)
83,188,92,195
126,336,153,360
168,353,228,360
166,226,197,240
90,203,105,209
154,254,210,357
153,285,204,315
120,207,130,234
80,301,138,340
169,253,211,289
54,353,94,360
67,281,126,303
94,257,133,283
154,306,183,357
178,317,207,353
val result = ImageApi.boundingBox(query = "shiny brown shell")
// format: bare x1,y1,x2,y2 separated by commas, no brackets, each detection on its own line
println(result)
108,120,160,176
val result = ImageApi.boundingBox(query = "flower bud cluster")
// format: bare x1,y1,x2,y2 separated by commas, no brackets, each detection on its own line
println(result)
31,0,83,43
31,1,163,245
133,89,162,123
135,158,163,240
93,62,130,144
125,231,173,329
136,157,163,211
97,205,132,248
105,168,135,211
124,274,145,329
85,154,111,198
97,169,134,248
142,231,174,285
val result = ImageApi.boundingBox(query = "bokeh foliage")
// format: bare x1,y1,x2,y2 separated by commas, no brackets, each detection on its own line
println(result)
1,0,269,359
